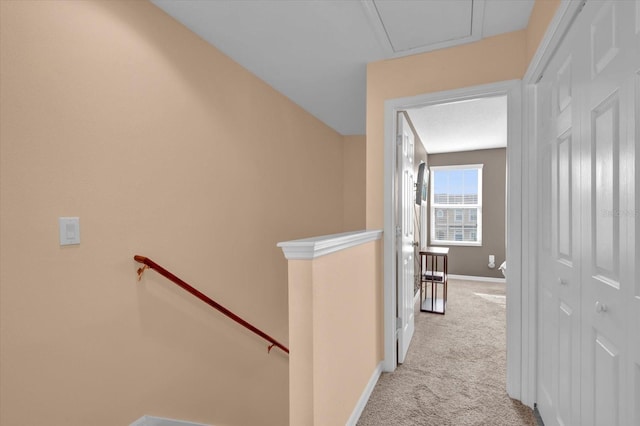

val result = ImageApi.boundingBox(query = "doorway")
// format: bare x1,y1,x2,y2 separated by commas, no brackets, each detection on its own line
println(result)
382,79,525,400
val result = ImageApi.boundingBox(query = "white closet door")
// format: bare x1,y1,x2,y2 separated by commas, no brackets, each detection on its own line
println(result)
536,1,639,425
535,75,556,422
630,4,640,424
632,3,640,422
579,1,638,425
536,12,582,423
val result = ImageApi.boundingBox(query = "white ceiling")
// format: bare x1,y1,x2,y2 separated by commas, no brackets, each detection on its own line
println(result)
151,0,533,144
406,95,507,154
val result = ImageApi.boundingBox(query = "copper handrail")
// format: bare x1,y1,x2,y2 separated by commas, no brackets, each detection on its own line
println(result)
134,255,289,355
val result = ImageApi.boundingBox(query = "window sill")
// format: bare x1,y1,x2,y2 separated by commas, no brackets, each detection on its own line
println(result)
430,241,482,247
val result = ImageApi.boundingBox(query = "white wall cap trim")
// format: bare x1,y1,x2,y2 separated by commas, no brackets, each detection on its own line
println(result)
278,230,383,260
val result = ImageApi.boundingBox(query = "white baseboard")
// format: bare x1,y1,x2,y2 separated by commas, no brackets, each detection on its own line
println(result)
130,416,211,426
448,274,506,284
346,361,383,426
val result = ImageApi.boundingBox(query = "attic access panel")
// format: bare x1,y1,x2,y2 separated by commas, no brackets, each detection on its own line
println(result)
373,0,475,53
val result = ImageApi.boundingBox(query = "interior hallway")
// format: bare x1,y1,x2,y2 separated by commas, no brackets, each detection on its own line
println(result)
357,279,536,426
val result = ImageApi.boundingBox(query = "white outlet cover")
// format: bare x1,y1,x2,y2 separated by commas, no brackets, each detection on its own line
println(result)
59,217,80,245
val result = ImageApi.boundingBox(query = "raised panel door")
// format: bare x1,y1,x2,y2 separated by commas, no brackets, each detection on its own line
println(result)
535,2,638,425
579,1,638,425
396,112,415,364
536,24,582,425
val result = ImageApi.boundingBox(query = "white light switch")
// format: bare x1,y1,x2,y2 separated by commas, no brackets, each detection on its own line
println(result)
59,217,80,245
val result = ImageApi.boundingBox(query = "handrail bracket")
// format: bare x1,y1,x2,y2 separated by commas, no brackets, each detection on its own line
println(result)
136,264,149,281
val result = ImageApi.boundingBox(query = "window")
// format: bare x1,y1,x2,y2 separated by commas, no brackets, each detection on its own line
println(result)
430,164,483,246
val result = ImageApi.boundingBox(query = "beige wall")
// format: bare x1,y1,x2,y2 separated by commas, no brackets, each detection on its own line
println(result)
365,0,561,230
427,149,506,278
343,135,367,231
526,0,562,64
0,1,349,425
287,260,315,425
288,240,383,425
0,0,564,423
366,31,527,229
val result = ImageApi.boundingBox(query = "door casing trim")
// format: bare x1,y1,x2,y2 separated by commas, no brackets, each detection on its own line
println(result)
382,0,585,410
382,80,521,399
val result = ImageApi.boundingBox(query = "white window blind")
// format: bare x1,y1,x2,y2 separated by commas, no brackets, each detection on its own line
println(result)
430,164,483,246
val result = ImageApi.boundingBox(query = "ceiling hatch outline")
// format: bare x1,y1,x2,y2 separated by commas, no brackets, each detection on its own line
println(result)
362,0,486,57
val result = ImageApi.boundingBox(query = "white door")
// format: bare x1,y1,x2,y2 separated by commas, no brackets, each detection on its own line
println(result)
535,74,556,422
632,7,640,422
397,112,415,364
535,1,639,425
535,17,582,423
578,1,638,425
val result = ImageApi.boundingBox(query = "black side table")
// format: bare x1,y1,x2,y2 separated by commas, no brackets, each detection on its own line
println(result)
419,247,449,314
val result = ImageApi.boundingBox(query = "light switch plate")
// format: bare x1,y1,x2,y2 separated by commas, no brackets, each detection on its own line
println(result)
59,217,80,245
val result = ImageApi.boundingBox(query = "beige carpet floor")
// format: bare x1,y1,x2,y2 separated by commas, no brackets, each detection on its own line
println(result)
357,279,536,426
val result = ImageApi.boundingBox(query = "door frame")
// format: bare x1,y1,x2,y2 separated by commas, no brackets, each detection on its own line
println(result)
382,80,522,398
381,0,585,408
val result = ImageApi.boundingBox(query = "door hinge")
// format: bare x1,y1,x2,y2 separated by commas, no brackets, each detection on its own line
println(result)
396,317,402,330
395,226,402,237
396,135,402,146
